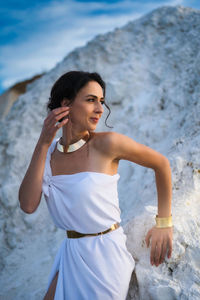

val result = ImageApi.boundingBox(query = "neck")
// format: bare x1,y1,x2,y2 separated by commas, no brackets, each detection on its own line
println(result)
61,126,90,146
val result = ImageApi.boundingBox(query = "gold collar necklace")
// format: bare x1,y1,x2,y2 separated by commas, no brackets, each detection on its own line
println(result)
57,137,87,153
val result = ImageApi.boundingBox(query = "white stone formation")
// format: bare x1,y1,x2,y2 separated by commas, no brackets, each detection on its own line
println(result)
0,5,200,300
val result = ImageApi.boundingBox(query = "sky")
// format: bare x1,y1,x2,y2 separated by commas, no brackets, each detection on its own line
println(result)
0,0,199,94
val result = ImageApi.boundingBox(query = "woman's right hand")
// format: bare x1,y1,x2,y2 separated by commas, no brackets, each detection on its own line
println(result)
39,107,70,146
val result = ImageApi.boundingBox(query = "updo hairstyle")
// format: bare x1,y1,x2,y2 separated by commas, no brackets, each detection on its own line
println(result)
46,70,112,128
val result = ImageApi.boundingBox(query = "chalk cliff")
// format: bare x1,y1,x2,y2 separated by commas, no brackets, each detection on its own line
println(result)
0,5,200,300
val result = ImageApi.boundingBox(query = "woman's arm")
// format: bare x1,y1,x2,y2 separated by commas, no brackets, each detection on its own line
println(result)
104,131,173,266
18,107,70,214
19,139,49,213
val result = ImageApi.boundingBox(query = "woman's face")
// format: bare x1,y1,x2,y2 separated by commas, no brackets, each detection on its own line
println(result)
62,81,105,131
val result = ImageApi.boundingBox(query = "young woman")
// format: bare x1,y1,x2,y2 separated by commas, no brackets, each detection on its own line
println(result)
19,71,173,300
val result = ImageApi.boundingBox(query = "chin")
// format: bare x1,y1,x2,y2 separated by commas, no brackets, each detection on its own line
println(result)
88,123,97,129
88,125,95,130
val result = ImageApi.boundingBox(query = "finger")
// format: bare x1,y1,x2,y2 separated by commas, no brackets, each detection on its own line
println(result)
54,110,70,123
45,109,69,128
167,238,173,259
150,240,156,265
55,117,69,130
159,240,168,264
52,106,70,115
49,111,70,128
145,230,152,248
154,243,162,266
47,107,70,122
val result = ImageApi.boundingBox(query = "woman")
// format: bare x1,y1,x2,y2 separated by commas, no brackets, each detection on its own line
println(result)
19,71,173,300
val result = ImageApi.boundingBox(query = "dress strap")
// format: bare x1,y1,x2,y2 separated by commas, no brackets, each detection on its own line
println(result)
47,138,59,158
46,138,60,175
42,138,59,197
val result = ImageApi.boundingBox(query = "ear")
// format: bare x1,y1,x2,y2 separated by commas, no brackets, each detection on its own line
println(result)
61,98,71,107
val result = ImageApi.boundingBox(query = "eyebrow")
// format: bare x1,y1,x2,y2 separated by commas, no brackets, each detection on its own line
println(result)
85,94,104,100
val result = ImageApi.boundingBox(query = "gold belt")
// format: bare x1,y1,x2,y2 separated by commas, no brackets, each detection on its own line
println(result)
66,222,120,238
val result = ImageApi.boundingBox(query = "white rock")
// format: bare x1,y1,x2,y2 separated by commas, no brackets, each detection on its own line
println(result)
0,5,200,300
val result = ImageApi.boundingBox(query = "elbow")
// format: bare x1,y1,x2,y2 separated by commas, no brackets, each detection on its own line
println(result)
154,155,171,172
18,187,38,214
18,195,36,214
163,157,171,167
19,200,35,214
20,205,35,214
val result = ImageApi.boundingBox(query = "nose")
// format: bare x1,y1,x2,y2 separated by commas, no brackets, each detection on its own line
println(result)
94,101,104,114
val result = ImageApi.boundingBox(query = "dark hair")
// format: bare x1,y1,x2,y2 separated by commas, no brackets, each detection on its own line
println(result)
47,70,113,128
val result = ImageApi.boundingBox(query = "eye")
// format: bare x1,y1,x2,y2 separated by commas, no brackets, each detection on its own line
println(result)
87,99,105,105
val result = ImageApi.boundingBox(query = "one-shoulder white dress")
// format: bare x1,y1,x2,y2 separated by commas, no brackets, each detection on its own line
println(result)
42,138,135,300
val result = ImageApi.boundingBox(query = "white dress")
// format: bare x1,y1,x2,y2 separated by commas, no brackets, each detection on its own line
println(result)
42,138,135,300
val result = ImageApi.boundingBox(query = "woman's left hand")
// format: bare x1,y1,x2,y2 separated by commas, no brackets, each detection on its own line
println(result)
145,226,173,266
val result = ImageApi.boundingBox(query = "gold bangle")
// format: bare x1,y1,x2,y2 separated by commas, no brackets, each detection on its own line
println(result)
155,215,173,228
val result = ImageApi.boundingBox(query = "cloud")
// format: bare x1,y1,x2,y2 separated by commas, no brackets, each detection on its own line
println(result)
0,0,198,91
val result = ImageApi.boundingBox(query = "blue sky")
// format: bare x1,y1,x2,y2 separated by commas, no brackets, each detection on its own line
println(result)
0,0,199,94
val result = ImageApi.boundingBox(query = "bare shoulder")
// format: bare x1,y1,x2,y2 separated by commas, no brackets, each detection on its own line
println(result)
91,131,119,160
91,131,169,170
92,131,128,148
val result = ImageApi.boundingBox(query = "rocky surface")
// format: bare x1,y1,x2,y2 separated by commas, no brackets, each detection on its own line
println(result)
0,5,200,299
0,74,43,119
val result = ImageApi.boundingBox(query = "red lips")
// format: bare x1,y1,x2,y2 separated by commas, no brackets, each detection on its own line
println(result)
90,118,99,123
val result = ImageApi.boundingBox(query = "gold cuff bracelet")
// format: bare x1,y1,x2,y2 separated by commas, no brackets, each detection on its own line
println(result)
155,215,173,228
